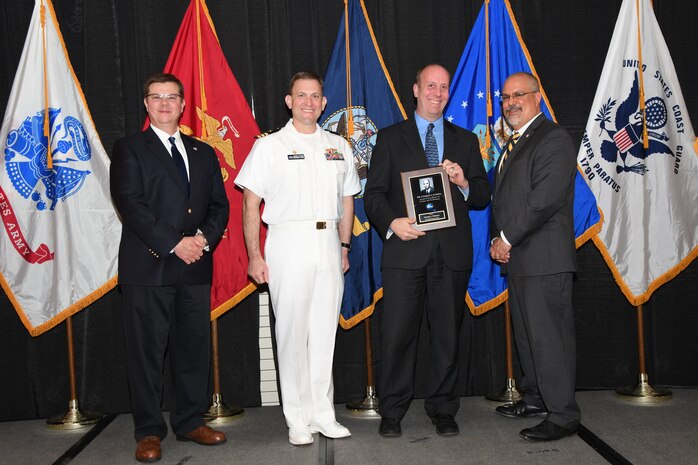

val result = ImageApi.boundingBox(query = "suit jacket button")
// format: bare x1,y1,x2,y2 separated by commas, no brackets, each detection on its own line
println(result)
188,208,192,213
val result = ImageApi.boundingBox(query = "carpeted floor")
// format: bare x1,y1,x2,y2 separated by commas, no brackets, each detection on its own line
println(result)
1,389,695,465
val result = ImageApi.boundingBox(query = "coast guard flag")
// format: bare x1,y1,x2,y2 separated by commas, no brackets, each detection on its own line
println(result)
155,0,263,318
321,0,406,329
444,0,601,315
0,0,120,336
577,0,698,305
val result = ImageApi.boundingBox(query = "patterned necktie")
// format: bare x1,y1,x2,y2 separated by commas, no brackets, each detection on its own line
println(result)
498,130,520,173
425,123,439,167
168,136,189,190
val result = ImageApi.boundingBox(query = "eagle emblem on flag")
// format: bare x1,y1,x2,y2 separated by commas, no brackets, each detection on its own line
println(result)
594,71,673,175
5,107,91,210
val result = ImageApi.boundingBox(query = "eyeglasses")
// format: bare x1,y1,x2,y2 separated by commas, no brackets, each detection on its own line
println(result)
147,93,182,102
500,91,537,103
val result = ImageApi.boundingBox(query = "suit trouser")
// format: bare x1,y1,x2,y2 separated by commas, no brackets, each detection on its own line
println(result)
266,227,343,429
379,241,468,420
508,272,581,428
121,284,211,441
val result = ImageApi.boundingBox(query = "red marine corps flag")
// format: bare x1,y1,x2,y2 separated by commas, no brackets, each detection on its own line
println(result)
153,0,263,317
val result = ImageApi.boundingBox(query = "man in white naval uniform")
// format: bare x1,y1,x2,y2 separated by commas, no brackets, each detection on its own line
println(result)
236,71,361,446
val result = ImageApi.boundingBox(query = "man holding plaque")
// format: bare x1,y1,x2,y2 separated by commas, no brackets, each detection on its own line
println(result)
489,72,579,442
364,64,489,438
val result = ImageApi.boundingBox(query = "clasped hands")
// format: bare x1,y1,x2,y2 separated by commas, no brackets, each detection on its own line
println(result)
174,235,207,264
490,237,511,264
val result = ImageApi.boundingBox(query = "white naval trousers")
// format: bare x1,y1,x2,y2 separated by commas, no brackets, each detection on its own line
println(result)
265,223,343,429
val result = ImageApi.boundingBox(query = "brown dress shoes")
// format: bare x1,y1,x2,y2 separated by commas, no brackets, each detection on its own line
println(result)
135,436,161,463
176,425,227,445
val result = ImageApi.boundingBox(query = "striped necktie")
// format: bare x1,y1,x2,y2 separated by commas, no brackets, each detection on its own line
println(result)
498,130,520,173
168,136,189,190
425,123,439,167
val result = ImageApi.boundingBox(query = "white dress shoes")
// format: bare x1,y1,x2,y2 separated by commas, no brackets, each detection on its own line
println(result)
288,427,314,446
309,421,351,439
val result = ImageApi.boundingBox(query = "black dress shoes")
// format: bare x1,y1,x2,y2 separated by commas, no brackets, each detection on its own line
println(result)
519,420,577,442
495,400,547,419
379,417,401,437
431,414,459,436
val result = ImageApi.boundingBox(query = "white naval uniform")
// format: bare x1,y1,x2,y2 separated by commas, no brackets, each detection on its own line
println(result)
235,119,360,430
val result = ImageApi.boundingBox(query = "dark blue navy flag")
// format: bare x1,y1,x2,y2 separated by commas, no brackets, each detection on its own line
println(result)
444,0,601,315
321,0,406,329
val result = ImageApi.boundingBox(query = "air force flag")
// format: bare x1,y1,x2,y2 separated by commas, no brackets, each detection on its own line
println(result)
445,0,601,314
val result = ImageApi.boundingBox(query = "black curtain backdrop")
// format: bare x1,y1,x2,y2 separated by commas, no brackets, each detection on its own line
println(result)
0,0,696,421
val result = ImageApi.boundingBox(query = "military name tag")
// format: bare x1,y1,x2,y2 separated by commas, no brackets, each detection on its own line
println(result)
287,153,305,160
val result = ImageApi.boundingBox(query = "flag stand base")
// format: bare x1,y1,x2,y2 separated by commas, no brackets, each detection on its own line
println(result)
46,399,101,430
345,386,381,418
616,374,672,404
204,393,244,425
485,378,522,404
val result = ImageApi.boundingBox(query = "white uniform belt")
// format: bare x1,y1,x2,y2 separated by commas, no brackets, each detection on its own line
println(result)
269,220,338,231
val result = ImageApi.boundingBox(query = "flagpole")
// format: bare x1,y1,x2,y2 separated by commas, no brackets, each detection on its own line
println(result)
341,0,378,419
205,318,244,424
46,317,101,429
345,316,380,418
486,300,522,404
616,304,672,403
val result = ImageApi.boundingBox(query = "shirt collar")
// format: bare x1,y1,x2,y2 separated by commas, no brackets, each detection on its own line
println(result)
514,112,543,136
150,124,181,146
414,112,443,134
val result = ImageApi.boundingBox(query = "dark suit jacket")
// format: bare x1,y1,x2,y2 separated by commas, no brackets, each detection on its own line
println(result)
364,118,490,271
110,126,229,286
491,114,577,277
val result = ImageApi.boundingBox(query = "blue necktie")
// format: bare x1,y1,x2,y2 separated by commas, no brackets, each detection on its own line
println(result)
425,123,439,167
168,136,189,191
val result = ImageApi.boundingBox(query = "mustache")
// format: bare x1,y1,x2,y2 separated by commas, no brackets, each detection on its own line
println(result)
504,104,522,112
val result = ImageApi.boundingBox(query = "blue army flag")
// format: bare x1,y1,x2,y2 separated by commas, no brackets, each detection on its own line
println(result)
321,0,406,329
577,0,698,305
444,0,601,315
0,0,120,335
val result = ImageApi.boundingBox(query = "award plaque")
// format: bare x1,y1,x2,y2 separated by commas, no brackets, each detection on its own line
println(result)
400,166,456,231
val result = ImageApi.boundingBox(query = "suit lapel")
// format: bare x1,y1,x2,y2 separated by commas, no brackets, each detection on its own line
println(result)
498,114,546,179
181,134,199,188
402,118,429,167
144,126,189,194
443,121,457,162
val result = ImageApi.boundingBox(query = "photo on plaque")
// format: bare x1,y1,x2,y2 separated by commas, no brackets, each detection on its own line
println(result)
400,166,456,231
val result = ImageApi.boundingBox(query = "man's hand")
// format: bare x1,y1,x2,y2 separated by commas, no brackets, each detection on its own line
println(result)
174,236,205,264
248,256,269,284
441,158,469,190
490,237,511,264
389,217,426,241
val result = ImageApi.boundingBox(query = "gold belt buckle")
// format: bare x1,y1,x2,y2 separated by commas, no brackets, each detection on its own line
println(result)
316,221,326,230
